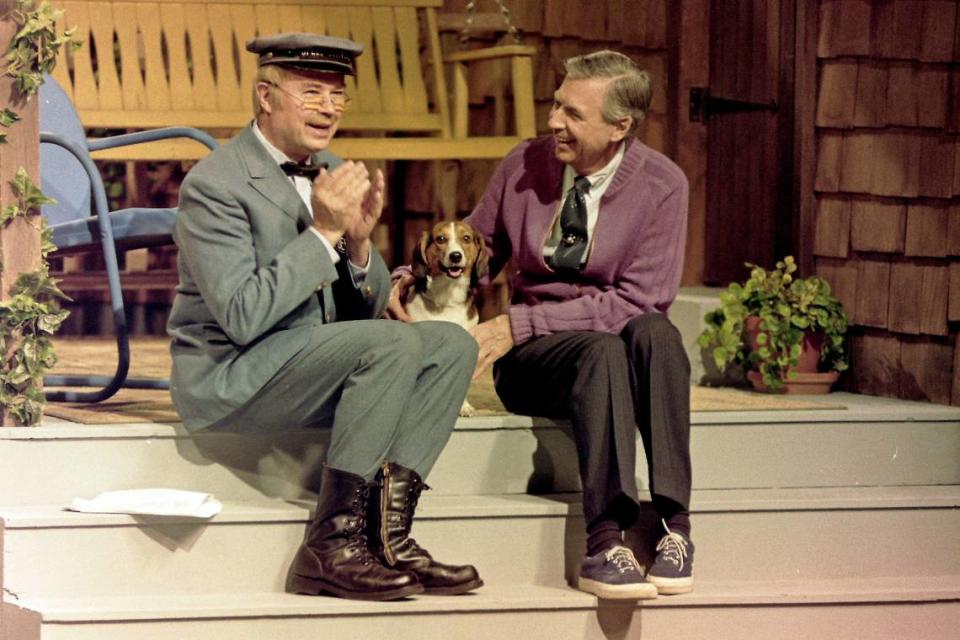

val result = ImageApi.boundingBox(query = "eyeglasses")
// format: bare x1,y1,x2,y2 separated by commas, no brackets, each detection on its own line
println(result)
266,81,351,112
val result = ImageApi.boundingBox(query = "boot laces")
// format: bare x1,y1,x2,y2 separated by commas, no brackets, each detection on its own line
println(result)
605,546,641,575
656,519,689,571
346,485,374,565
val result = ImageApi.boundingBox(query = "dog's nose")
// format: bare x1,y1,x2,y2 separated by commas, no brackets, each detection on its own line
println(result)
449,251,463,264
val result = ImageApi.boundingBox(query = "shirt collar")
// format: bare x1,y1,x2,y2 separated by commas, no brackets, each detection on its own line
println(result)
252,121,312,168
562,141,626,192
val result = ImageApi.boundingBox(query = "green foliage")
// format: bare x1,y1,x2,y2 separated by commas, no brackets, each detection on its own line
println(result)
0,1,75,425
0,169,69,425
0,270,69,425
697,256,849,392
0,107,21,143
1,166,56,227
4,0,79,97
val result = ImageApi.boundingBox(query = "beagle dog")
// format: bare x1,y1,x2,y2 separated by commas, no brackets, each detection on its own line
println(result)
405,221,488,415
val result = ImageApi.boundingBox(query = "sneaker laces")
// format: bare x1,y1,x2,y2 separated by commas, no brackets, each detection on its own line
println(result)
604,546,641,575
656,519,689,571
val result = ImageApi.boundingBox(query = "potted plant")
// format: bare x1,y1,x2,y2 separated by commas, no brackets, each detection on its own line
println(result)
697,256,849,394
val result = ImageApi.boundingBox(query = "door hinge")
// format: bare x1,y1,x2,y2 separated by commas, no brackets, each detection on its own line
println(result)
690,87,779,122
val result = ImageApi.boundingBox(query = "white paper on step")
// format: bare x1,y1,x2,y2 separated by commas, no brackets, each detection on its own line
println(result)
68,489,222,518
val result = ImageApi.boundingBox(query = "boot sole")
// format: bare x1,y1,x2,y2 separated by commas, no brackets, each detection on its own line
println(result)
287,573,425,601
422,578,485,596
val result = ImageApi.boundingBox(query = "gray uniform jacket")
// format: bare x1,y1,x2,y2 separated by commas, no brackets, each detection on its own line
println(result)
167,126,391,431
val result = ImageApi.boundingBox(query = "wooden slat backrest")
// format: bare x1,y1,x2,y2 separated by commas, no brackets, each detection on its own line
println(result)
50,0,447,133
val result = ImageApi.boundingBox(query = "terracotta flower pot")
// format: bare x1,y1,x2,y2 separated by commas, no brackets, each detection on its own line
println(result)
744,316,838,394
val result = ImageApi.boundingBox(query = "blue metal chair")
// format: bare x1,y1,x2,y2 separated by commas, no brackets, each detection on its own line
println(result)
39,75,218,402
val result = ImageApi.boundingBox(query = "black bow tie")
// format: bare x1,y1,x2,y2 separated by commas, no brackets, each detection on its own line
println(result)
280,161,327,180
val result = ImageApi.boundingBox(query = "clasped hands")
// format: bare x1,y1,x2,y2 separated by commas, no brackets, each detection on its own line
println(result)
386,276,514,379
311,161,384,266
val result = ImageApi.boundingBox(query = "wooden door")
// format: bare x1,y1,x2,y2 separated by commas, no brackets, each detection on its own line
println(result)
701,0,796,285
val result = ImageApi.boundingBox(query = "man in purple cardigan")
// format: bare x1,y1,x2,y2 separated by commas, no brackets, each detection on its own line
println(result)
393,50,693,599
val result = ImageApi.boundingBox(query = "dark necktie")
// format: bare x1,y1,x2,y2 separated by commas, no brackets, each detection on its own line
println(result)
549,175,591,272
281,161,326,180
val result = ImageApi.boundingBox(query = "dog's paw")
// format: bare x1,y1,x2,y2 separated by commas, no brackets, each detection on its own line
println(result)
459,399,476,417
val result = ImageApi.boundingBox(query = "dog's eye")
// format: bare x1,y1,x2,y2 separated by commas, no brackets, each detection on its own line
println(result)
436,235,447,244
462,235,471,242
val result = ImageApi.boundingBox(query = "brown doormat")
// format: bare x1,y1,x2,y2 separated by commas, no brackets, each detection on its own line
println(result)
43,337,844,425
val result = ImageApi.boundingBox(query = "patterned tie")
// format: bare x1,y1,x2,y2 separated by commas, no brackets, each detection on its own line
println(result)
549,175,591,272
280,161,327,180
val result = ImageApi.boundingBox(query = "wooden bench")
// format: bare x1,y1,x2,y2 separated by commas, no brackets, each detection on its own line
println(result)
50,0,538,162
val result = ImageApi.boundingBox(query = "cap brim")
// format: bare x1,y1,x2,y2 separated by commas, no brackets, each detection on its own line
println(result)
260,57,355,75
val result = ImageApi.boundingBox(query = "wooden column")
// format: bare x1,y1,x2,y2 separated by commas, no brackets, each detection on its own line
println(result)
794,0,819,277
669,0,708,286
0,0,43,425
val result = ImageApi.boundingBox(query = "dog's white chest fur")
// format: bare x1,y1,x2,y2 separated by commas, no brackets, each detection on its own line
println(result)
403,221,488,416
406,276,479,330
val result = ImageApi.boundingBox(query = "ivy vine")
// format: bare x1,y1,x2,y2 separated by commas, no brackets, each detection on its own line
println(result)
0,107,20,143
1,0,78,424
5,0,77,97
0,169,69,424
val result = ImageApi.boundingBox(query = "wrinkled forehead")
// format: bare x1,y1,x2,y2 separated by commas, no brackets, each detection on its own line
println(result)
554,76,611,108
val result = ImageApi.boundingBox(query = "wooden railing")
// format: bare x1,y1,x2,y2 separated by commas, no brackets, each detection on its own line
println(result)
50,0,538,161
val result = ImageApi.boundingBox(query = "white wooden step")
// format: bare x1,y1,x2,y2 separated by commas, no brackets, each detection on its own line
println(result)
2,393,958,506
4,578,958,640
2,487,958,599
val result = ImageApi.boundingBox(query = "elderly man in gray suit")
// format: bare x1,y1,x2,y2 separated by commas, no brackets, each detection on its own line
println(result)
167,33,481,602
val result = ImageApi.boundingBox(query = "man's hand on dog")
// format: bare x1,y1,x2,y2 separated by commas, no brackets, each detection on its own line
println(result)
310,161,384,265
386,274,414,322
470,314,514,379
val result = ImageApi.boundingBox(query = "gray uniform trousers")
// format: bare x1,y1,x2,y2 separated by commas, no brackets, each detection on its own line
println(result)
493,313,691,528
209,319,477,481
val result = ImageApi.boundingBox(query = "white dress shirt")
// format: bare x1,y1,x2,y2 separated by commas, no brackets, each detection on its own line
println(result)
543,141,626,265
251,122,370,275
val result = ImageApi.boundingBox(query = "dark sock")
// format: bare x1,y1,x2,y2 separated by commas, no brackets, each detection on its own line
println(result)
586,517,623,557
653,495,691,538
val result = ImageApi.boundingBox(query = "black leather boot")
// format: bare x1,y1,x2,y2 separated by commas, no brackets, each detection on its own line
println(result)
287,465,423,601
369,462,483,595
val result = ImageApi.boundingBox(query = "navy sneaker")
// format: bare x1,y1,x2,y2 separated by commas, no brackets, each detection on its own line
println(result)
577,545,658,600
646,520,694,595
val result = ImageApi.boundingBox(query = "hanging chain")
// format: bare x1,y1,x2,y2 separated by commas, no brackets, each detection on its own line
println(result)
459,0,523,45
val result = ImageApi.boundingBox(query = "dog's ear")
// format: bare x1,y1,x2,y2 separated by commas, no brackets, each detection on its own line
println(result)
470,232,489,289
412,230,432,288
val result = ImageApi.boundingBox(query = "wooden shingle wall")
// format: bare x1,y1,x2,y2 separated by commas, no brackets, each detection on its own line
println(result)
813,0,960,405
416,0,670,217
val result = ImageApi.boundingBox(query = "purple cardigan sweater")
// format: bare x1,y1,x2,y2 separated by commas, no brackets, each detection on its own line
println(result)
466,135,689,345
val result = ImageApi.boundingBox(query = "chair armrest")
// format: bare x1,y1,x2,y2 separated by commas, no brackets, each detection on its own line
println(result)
87,127,219,153
443,44,537,64
444,45,537,139
40,132,112,221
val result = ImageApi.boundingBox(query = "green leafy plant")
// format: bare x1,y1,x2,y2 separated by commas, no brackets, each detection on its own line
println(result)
0,107,21,143
0,1,77,424
697,256,849,392
4,0,78,97
0,168,69,424
0,0,78,425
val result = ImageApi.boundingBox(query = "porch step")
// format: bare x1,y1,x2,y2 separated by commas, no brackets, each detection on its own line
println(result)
2,486,958,599
671,285,723,384
1,393,958,506
4,579,958,640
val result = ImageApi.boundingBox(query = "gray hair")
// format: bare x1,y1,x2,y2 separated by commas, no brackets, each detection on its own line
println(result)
564,50,651,134
253,64,288,116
